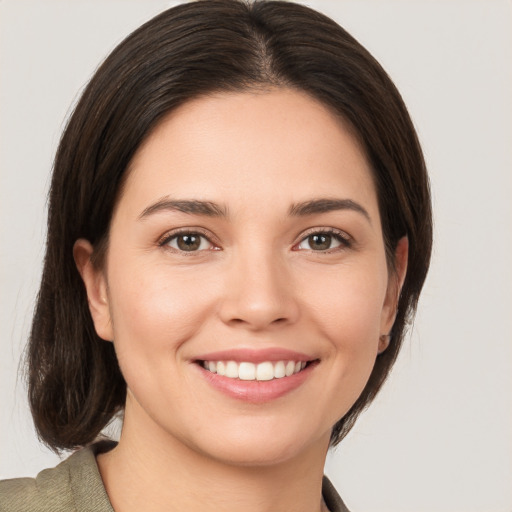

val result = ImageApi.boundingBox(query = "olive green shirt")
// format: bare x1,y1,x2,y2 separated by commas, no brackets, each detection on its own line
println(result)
0,442,350,512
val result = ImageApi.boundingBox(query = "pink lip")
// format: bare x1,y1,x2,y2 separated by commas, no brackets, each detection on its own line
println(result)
193,348,314,364
191,349,319,404
198,366,314,403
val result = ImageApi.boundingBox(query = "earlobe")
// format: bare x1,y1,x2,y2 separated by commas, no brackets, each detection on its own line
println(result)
378,334,391,354
379,236,409,349
73,239,114,341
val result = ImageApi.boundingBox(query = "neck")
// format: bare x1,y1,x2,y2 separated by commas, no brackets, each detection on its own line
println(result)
98,400,331,512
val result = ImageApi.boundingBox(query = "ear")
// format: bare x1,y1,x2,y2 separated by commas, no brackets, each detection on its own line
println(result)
73,239,114,341
379,236,409,353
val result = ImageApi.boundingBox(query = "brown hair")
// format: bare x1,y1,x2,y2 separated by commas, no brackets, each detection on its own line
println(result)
27,0,432,451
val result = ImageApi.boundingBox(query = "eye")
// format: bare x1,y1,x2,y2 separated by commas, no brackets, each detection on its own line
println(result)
296,230,350,252
162,232,214,252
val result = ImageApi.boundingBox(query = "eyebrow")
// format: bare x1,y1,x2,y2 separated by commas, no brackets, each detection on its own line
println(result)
138,198,228,219
138,197,370,223
288,198,371,223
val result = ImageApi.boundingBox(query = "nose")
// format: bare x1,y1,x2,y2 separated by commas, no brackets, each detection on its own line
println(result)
217,247,300,331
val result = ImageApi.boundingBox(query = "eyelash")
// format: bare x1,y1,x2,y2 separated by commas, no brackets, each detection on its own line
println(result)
158,227,352,254
158,229,218,254
294,228,353,253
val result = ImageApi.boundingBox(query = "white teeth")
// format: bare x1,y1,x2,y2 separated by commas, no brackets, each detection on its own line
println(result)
225,361,238,378
285,361,295,377
274,361,286,379
256,362,274,381
216,361,226,376
239,362,256,380
201,359,309,381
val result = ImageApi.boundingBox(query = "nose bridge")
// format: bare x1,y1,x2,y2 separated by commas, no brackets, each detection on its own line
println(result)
218,240,298,330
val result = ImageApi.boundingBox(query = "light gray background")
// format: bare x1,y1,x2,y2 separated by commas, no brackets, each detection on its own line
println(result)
1,1,511,511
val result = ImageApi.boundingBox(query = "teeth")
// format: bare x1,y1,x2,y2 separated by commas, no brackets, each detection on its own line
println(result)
256,362,274,381
225,361,238,378
285,361,295,377
216,361,226,376
274,361,286,379
201,359,308,381
239,362,256,381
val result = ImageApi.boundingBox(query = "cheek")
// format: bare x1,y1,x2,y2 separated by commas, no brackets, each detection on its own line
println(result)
106,260,216,373
301,262,388,343
299,260,388,401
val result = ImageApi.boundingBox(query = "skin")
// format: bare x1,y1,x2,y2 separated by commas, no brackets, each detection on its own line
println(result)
75,88,407,512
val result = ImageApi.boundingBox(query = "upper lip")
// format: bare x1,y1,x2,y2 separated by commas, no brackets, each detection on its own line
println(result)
193,348,316,364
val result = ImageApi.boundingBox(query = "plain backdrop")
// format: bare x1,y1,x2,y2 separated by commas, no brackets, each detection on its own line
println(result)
1,1,511,511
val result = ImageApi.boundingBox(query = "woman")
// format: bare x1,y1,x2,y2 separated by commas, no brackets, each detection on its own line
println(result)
0,1,432,510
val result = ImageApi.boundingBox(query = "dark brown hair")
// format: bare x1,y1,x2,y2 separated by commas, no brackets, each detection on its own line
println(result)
27,0,432,451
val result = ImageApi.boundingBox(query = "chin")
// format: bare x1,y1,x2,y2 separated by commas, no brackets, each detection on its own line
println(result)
182,420,331,468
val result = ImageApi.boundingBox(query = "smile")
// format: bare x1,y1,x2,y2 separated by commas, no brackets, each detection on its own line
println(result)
200,360,308,381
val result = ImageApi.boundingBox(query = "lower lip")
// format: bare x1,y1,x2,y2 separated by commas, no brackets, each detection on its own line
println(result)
196,363,315,403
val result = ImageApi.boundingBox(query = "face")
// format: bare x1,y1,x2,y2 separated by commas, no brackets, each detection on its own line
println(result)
77,88,405,467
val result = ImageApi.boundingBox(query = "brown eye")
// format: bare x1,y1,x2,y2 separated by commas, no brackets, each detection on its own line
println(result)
177,234,200,251
308,234,332,251
165,233,212,252
296,231,348,252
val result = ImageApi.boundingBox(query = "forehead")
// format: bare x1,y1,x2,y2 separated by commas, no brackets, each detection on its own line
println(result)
119,88,378,219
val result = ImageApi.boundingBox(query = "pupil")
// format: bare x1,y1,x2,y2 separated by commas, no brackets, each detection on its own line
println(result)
177,235,200,251
309,234,331,250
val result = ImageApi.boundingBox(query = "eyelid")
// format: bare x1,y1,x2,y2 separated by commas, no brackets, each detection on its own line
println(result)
156,226,352,253
293,227,353,251
157,227,220,250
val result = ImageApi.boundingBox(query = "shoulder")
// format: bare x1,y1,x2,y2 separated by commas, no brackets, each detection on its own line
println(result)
0,458,75,512
322,475,352,512
0,441,115,512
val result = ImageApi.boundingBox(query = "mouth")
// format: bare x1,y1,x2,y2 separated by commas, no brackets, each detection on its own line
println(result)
192,349,319,402
197,359,315,381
